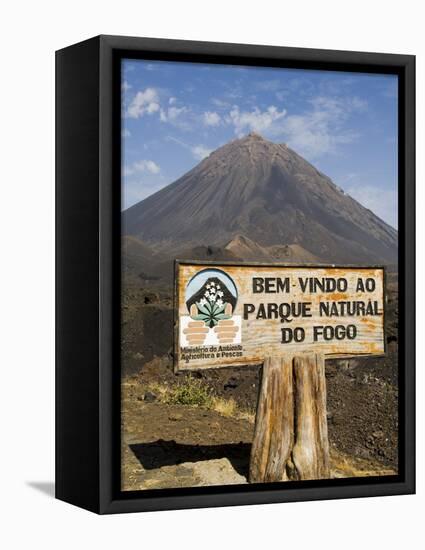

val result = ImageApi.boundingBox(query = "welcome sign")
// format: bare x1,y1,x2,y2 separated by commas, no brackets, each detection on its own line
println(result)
174,261,386,371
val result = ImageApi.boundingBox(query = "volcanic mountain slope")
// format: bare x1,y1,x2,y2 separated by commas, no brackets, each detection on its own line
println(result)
122,236,164,271
123,133,397,264
224,234,321,263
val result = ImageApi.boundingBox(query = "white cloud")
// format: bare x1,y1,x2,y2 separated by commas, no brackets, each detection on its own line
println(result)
227,105,287,136
135,160,160,174
274,95,367,158
279,111,355,158
345,183,397,228
123,166,134,177
275,90,290,101
166,136,212,161
121,128,131,138
211,98,230,108
191,144,212,160
119,74,198,130
121,80,132,92
159,105,187,123
203,111,221,126
123,159,160,177
221,95,367,158
127,88,160,119
312,95,367,114
125,88,192,128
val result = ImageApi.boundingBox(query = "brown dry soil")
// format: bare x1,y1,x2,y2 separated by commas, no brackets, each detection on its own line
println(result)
121,279,399,490
121,381,396,491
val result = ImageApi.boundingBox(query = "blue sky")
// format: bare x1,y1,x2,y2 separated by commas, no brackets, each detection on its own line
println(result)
121,59,398,228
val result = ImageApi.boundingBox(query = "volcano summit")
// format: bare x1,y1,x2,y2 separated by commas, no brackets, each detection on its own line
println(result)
123,133,397,265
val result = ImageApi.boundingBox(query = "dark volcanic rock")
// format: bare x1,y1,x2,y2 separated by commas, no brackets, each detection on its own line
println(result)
143,391,157,403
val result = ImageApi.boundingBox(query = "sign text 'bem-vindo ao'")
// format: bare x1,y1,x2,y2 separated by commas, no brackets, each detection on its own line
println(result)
174,261,385,371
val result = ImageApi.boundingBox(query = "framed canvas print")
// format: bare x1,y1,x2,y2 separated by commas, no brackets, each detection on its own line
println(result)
56,35,415,514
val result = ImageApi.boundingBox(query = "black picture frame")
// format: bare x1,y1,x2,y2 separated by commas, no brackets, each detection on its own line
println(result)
56,35,415,514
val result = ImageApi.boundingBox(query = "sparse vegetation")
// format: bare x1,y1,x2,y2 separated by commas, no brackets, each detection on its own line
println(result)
142,377,255,422
211,396,237,418
164,376,214,407
210,396,256,422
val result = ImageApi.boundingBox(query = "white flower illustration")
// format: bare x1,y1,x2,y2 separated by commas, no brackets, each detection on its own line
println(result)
192,279,233,327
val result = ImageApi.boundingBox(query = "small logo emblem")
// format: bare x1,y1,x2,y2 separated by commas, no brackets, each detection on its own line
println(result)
181,268,241,347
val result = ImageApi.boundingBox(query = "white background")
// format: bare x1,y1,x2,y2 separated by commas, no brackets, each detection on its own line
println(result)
0,1,422,548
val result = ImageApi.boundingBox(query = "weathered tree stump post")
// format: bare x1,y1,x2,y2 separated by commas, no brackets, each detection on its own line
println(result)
249,356,294,482
292,353,330,480
249,353,330,483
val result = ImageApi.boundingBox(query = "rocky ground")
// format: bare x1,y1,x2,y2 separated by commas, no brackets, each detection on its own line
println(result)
121,276,399,490
121,381,396,491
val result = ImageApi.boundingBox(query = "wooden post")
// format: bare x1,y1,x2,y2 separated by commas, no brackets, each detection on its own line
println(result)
249,356,294,482
249,353,330,483
292,353,330,480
